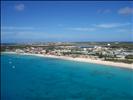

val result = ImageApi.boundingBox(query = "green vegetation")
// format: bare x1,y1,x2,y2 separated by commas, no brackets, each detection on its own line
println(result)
125,55,133,59
105,58,133,64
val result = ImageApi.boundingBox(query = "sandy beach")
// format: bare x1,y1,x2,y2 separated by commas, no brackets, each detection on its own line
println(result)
2,52,133,69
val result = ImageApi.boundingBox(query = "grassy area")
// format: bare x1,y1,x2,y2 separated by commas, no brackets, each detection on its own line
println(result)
105,58,133,64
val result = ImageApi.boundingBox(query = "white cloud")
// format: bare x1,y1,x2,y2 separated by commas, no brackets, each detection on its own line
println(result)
2,31,44,39
14,3,25,11
58,24,63,27
68,27,96,31
1,31,72,39
116,29,127,32
116,28,133,33
1,26,34,30
97,9,111,14
118,7,133,15
66,22,130,32
94,23,130,28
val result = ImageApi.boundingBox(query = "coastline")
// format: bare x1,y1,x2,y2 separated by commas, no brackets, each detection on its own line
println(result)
2,51,133,70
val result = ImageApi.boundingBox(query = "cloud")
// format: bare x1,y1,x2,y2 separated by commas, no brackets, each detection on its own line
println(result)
116,28,133,33
116,29,127,32
58,24,63,27
1,31,73,40
14,3,25,11
1,31,44,39
68,27,96,31
1,26,34,30
97,9,111,14
118,7,133,15
94,23,130,28
66,22,130,32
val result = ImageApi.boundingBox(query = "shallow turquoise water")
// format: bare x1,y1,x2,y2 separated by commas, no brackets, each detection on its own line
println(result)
1,53,133,100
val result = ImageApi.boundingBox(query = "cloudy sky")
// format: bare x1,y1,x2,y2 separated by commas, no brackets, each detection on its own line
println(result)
1,1,133,43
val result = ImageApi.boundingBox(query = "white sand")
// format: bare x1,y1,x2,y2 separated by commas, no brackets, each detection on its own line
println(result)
2,52,133,69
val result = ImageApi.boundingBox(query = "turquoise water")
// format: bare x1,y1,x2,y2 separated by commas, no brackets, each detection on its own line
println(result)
1,53,133,100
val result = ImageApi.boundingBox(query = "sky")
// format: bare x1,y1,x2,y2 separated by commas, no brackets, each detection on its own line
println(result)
1,1,133,43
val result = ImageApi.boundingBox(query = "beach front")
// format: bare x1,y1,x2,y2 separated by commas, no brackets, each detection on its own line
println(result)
2,52,133,70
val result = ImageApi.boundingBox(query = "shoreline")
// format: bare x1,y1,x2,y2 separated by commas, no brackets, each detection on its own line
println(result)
2,51,133,70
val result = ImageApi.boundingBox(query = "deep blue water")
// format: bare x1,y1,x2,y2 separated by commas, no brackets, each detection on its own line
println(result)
1,53,133,100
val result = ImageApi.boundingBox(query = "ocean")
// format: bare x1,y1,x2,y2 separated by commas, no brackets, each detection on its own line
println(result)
1,53,133,100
